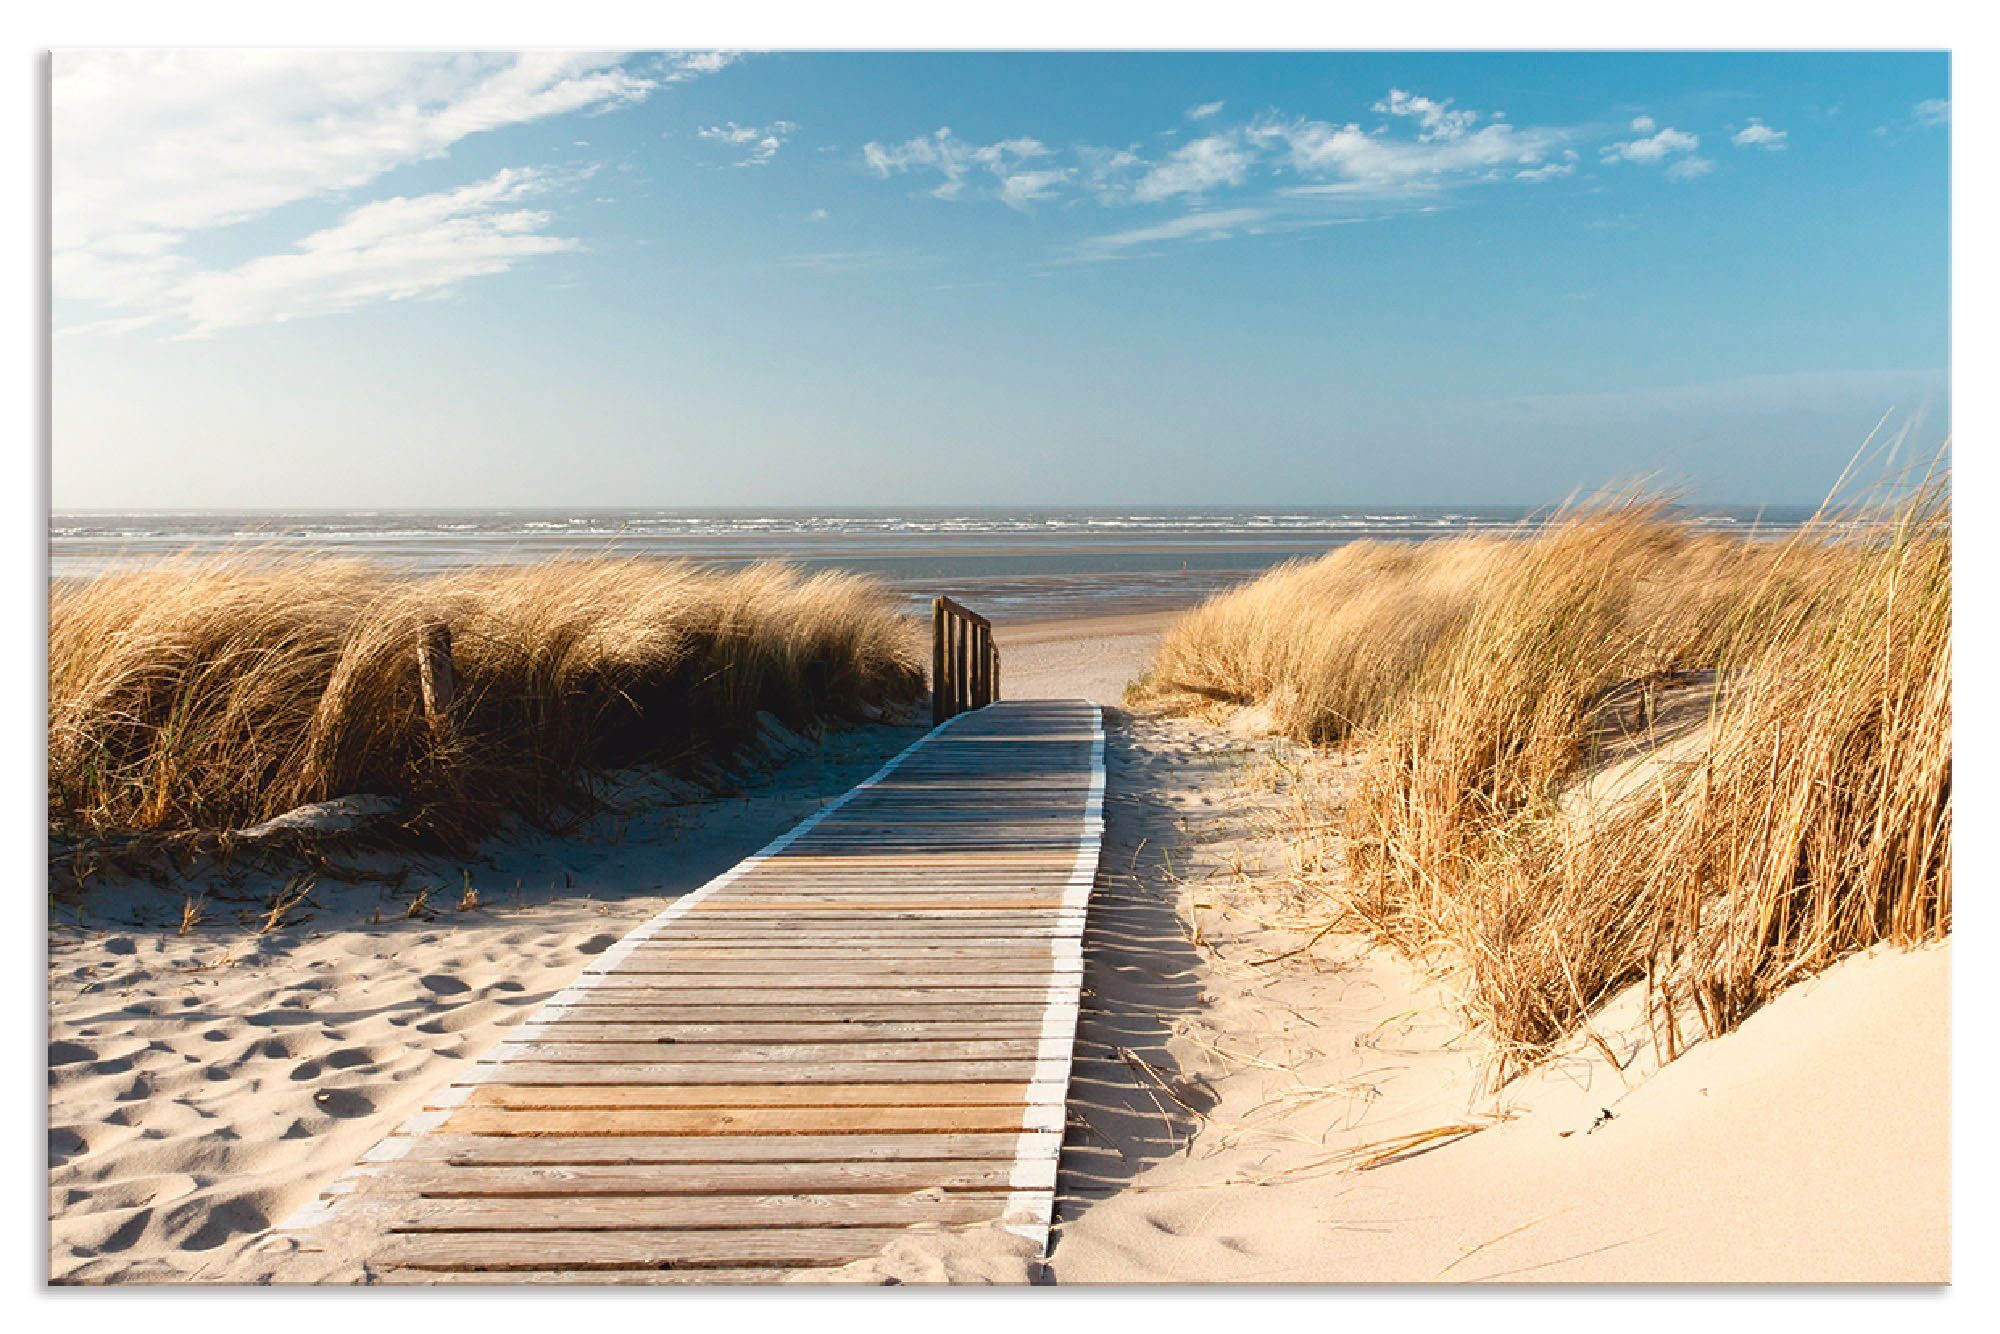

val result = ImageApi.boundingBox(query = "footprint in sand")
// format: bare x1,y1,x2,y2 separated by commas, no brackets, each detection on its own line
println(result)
49,1040,97,1067
419,973,469,996
578,932,620,955
311,1087,374,1118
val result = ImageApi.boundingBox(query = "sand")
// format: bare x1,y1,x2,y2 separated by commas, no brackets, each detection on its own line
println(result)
47,607,1950,1284
993,611,1172,706
1047,712,1951,1284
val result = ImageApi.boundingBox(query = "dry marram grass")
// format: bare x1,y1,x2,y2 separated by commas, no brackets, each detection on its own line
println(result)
1137,489,1950,1071
49,557,923,843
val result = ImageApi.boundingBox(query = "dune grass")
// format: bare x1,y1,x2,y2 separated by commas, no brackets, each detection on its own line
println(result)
1136,486,1950,1071
49,557,924,844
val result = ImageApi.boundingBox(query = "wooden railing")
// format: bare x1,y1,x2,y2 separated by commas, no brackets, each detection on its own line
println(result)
931,596,1001,725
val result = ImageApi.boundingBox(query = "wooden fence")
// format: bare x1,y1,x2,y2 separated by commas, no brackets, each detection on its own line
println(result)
931,596,1001,725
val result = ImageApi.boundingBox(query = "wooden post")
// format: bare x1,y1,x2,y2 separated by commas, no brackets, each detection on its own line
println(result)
931,598,948,725
417,622,456,734
960,620,976,716
974,623,991,708
959,618,973,713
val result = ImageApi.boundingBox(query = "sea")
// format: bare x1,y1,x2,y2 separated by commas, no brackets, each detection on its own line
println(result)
48,506,1817,622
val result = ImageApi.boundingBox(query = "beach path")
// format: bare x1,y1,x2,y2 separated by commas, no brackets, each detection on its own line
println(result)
269,699,1105,1284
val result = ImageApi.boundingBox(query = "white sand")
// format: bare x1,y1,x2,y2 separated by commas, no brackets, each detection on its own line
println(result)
1047,712,1951,1284
994,611,1171,707
48,609,1950,1284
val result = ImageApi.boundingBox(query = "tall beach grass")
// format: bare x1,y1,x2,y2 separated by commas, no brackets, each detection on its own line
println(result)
49,557,924,843
1136,485,1950,1071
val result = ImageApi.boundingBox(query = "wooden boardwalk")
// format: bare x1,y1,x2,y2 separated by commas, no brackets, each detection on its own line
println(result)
276,699,1105,1284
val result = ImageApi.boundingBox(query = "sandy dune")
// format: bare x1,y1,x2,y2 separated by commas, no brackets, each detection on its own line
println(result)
47,611,1949,1284
1047,712,1950,1283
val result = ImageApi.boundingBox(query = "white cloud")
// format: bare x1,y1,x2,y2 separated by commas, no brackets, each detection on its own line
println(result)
54,51,667,334
997,168,1072,210
1373,89,1478,142
1602,123,1701,165
175,169,575,337
808,207,830,221
661,51,741,82
1876,98,1951,140
1665,157,1715,182
1913,98,1951,128
1630,115,1657,134
698,119,798,166
1131,133,1252,202
1186,100,1226,121
862,128,1056,204
1515,152,1579,183
1732,118,1788,150
1076,207,1270,257
1262,112,1568,195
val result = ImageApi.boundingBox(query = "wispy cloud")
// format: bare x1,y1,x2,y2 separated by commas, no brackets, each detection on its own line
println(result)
176,169,577,337
1912,98,1951,128
1075,207,1271,258
1732,118,1788,150
660,51,742,83
1874,97,1950,141
855,87,1779,259
862,128,1066,209
1373,89,1478,142
1130,133,1253,202
699,119,798,166
53,51,678,335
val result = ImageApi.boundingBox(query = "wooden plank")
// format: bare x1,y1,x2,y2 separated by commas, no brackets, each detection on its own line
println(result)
558,987,1064,1005
380,1267,791,1286
519,1022,1047,1042
439,1105,1041,1137
389,1193,1013,1232
375,1227,976,1273
528,1004,1055,1023
459,1083,1030,1110
484,1040,1041,1064
465,1061,1039,1085
386,1160,1026,1196
569,971,1061,987
398,1132,1048,1166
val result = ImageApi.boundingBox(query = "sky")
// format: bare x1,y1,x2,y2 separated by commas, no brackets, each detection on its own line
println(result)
50,50,1950,510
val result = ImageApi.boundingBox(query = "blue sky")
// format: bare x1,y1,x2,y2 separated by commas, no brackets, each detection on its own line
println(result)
51,51,1950,509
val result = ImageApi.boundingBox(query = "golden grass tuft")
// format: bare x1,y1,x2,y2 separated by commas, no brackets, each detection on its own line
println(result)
1139,485,1949,1072
49,556,924,842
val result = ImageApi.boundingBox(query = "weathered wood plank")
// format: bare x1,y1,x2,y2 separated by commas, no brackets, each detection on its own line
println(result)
384,1160,1028,1196
397,1131,1051,1166
517,1022,1047,1042
375,1227,973,1273
458,1082,1030,1109
389,1193,1014,1232
440,1105,1043,1137
468,1061,1040,1085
